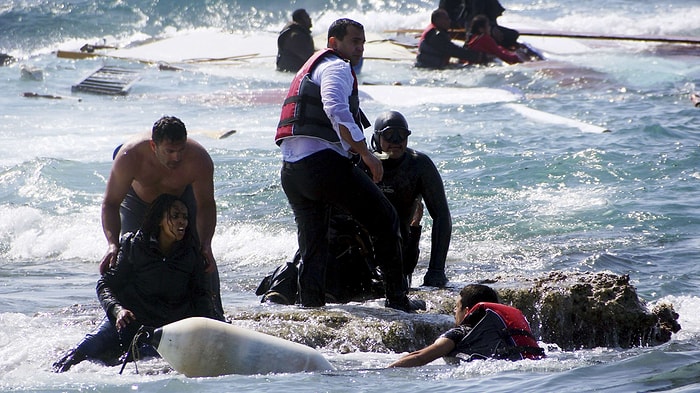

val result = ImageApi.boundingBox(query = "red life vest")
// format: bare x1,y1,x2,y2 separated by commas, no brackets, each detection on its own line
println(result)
461,302,545,360
275,49,368,146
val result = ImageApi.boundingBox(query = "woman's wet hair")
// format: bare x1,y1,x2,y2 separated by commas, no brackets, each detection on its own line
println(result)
141,193,190,241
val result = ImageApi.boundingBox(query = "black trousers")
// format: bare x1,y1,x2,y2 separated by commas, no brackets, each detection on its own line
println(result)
281,149,407,306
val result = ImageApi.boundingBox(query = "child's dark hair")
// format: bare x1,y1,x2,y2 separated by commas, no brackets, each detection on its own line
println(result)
470,15,490,35
459,284,499,310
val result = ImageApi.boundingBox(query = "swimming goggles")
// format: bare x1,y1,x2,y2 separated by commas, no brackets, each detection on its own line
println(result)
377,128,411,143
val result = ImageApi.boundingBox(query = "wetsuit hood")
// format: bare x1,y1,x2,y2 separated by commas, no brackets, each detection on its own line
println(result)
372,111,411,152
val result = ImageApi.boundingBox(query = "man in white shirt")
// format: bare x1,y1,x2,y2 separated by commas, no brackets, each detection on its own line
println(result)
275,18,424,312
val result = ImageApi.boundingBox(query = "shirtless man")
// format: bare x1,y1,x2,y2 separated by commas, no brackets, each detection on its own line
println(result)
100,116,223,318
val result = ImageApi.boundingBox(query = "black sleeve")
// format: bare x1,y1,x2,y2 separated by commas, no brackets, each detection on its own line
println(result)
189,249,221,320
441,325,470,343
431,30,479,63
96,234,134,321
417,154,452,271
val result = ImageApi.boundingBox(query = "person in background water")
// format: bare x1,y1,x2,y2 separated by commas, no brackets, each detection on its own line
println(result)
415,8,479,69
275,18,425,312
466,15,523,64
53,194,222,372
388,284,544,367
276,9,316,73
463,0,520,49
369,111,452,288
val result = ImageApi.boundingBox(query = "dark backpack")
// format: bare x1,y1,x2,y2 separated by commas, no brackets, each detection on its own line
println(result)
255,251,300,305
255,211,383,304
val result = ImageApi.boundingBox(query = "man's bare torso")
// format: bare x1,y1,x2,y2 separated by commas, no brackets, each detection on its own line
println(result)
116,136,208,203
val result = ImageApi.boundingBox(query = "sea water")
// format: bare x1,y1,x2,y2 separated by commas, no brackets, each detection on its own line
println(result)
1,0,699,392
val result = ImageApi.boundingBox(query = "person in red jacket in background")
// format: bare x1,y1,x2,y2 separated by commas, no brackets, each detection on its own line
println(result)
466,14,525,65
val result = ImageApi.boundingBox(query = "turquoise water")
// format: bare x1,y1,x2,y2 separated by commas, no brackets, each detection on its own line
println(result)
1,0,700,391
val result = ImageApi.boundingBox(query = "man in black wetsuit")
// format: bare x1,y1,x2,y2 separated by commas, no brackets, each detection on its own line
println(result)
370,111,452,287
276,9,316,72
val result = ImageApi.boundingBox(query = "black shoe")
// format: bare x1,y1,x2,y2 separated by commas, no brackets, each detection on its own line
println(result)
52,348,87,373
385,297,426,313
422,270,448,287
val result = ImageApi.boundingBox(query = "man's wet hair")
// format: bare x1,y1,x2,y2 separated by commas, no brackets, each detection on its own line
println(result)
152,116,187,144
431,8,449,24
292,9,308,23
459,284,499,310
327,18,363,42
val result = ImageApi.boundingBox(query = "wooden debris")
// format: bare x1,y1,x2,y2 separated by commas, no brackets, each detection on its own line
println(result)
71,66,140,95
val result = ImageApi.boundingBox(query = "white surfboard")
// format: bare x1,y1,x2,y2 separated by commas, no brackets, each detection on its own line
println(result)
360,85,522,106
149,317,334,377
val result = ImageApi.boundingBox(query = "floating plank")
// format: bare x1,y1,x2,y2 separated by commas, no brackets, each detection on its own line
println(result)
505,103,610,133
385,28,700,46
23,92,82,102
518,29,700,45
71,66,140,95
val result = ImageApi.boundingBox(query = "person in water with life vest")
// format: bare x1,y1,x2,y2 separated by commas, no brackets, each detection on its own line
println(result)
415,8,479,69
388,284,545,367
276,9,315,73
368,111,452,288
53,194,222,372
275,18,425,312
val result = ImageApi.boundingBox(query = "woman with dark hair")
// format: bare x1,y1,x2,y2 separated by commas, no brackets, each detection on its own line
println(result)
53,194,222,372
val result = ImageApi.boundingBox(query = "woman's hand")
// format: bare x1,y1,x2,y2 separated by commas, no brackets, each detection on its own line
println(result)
115,309,136,331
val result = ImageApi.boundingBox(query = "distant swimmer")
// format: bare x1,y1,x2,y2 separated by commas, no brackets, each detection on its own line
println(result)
466,15,524,64
101,116,224,320
415,8,479,69
276,9,316,72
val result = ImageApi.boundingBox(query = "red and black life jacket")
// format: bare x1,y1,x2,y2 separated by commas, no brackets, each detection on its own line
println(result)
459,302,545,360
275,49,369,146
